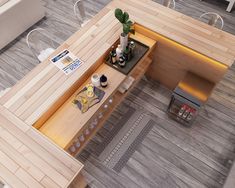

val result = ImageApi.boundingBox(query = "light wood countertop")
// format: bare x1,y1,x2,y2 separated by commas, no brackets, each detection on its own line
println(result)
1,0,235,127
0,105,83,188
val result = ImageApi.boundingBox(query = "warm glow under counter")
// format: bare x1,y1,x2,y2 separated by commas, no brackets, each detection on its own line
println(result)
39,64,126,149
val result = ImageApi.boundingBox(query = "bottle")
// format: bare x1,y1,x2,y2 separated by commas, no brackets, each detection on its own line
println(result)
100,74,108,88
123,46,131,61
111,52,117,64
186,108,196,121
178,104,187,117
110,46,115,54
129,41,135,57
116,44,123,61
110,46,117,64
182,107,190,119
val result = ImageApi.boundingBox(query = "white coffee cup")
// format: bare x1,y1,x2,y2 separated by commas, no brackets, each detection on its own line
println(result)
91,73,100,87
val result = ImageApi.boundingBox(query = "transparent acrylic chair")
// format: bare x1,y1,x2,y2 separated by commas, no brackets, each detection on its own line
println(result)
162,0,176,9
74,0,92,27
26,28,57,62
199,12,224,30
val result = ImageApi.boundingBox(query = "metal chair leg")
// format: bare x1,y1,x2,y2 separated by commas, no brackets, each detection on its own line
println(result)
226,0,235,12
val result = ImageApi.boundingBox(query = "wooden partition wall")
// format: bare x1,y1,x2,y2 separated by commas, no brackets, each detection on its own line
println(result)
135,25,229,90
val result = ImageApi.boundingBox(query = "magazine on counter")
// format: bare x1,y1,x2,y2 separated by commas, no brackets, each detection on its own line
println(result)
50,49,83,75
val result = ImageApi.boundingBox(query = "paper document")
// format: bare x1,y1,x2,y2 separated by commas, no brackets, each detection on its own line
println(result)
50,49,83,75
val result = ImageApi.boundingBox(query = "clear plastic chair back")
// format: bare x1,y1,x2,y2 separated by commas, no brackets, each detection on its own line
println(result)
74,0,91,27
200,12,224,30
26,28,57,62
162,0,176,9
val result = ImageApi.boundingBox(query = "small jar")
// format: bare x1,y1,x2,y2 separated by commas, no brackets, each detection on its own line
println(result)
100,75,108,88
93,118,98,126
75,140,81,148
119,56,126,67
84,129,90,135
103,104,108,110
79,134,85,142
69,145,76,153
91,74,100,87
109,98,113,104
98,112,103,119
89,123,95,130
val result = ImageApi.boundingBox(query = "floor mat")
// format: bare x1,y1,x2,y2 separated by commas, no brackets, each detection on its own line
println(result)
98,109,154,172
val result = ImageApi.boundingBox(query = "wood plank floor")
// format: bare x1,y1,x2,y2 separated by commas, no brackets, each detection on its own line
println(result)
0,0,235,187
79,77,235,188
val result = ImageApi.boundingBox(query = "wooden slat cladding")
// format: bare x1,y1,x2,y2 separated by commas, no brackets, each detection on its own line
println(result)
134,25,229,89
0,105,83,188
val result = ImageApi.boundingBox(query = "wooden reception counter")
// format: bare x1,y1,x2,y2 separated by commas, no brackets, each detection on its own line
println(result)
1,0,235,187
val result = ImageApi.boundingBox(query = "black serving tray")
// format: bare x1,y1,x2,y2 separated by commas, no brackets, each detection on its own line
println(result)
105,39,149,75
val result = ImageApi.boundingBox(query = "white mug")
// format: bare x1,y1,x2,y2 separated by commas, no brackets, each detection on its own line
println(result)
91,74,100,87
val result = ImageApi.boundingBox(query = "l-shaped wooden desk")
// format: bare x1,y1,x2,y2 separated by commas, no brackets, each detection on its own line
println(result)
1,0,235,187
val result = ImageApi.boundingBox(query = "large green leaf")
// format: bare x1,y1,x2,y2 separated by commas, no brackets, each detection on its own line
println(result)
127,20,133,25
123,23,130,35
115,8,124,23
123,12,129,23
115,8,134,35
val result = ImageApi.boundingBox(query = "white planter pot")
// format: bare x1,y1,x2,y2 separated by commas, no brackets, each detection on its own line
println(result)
120,33,128,51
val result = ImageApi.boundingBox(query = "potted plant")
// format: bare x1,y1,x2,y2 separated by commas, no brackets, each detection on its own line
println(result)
115,8,134,51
